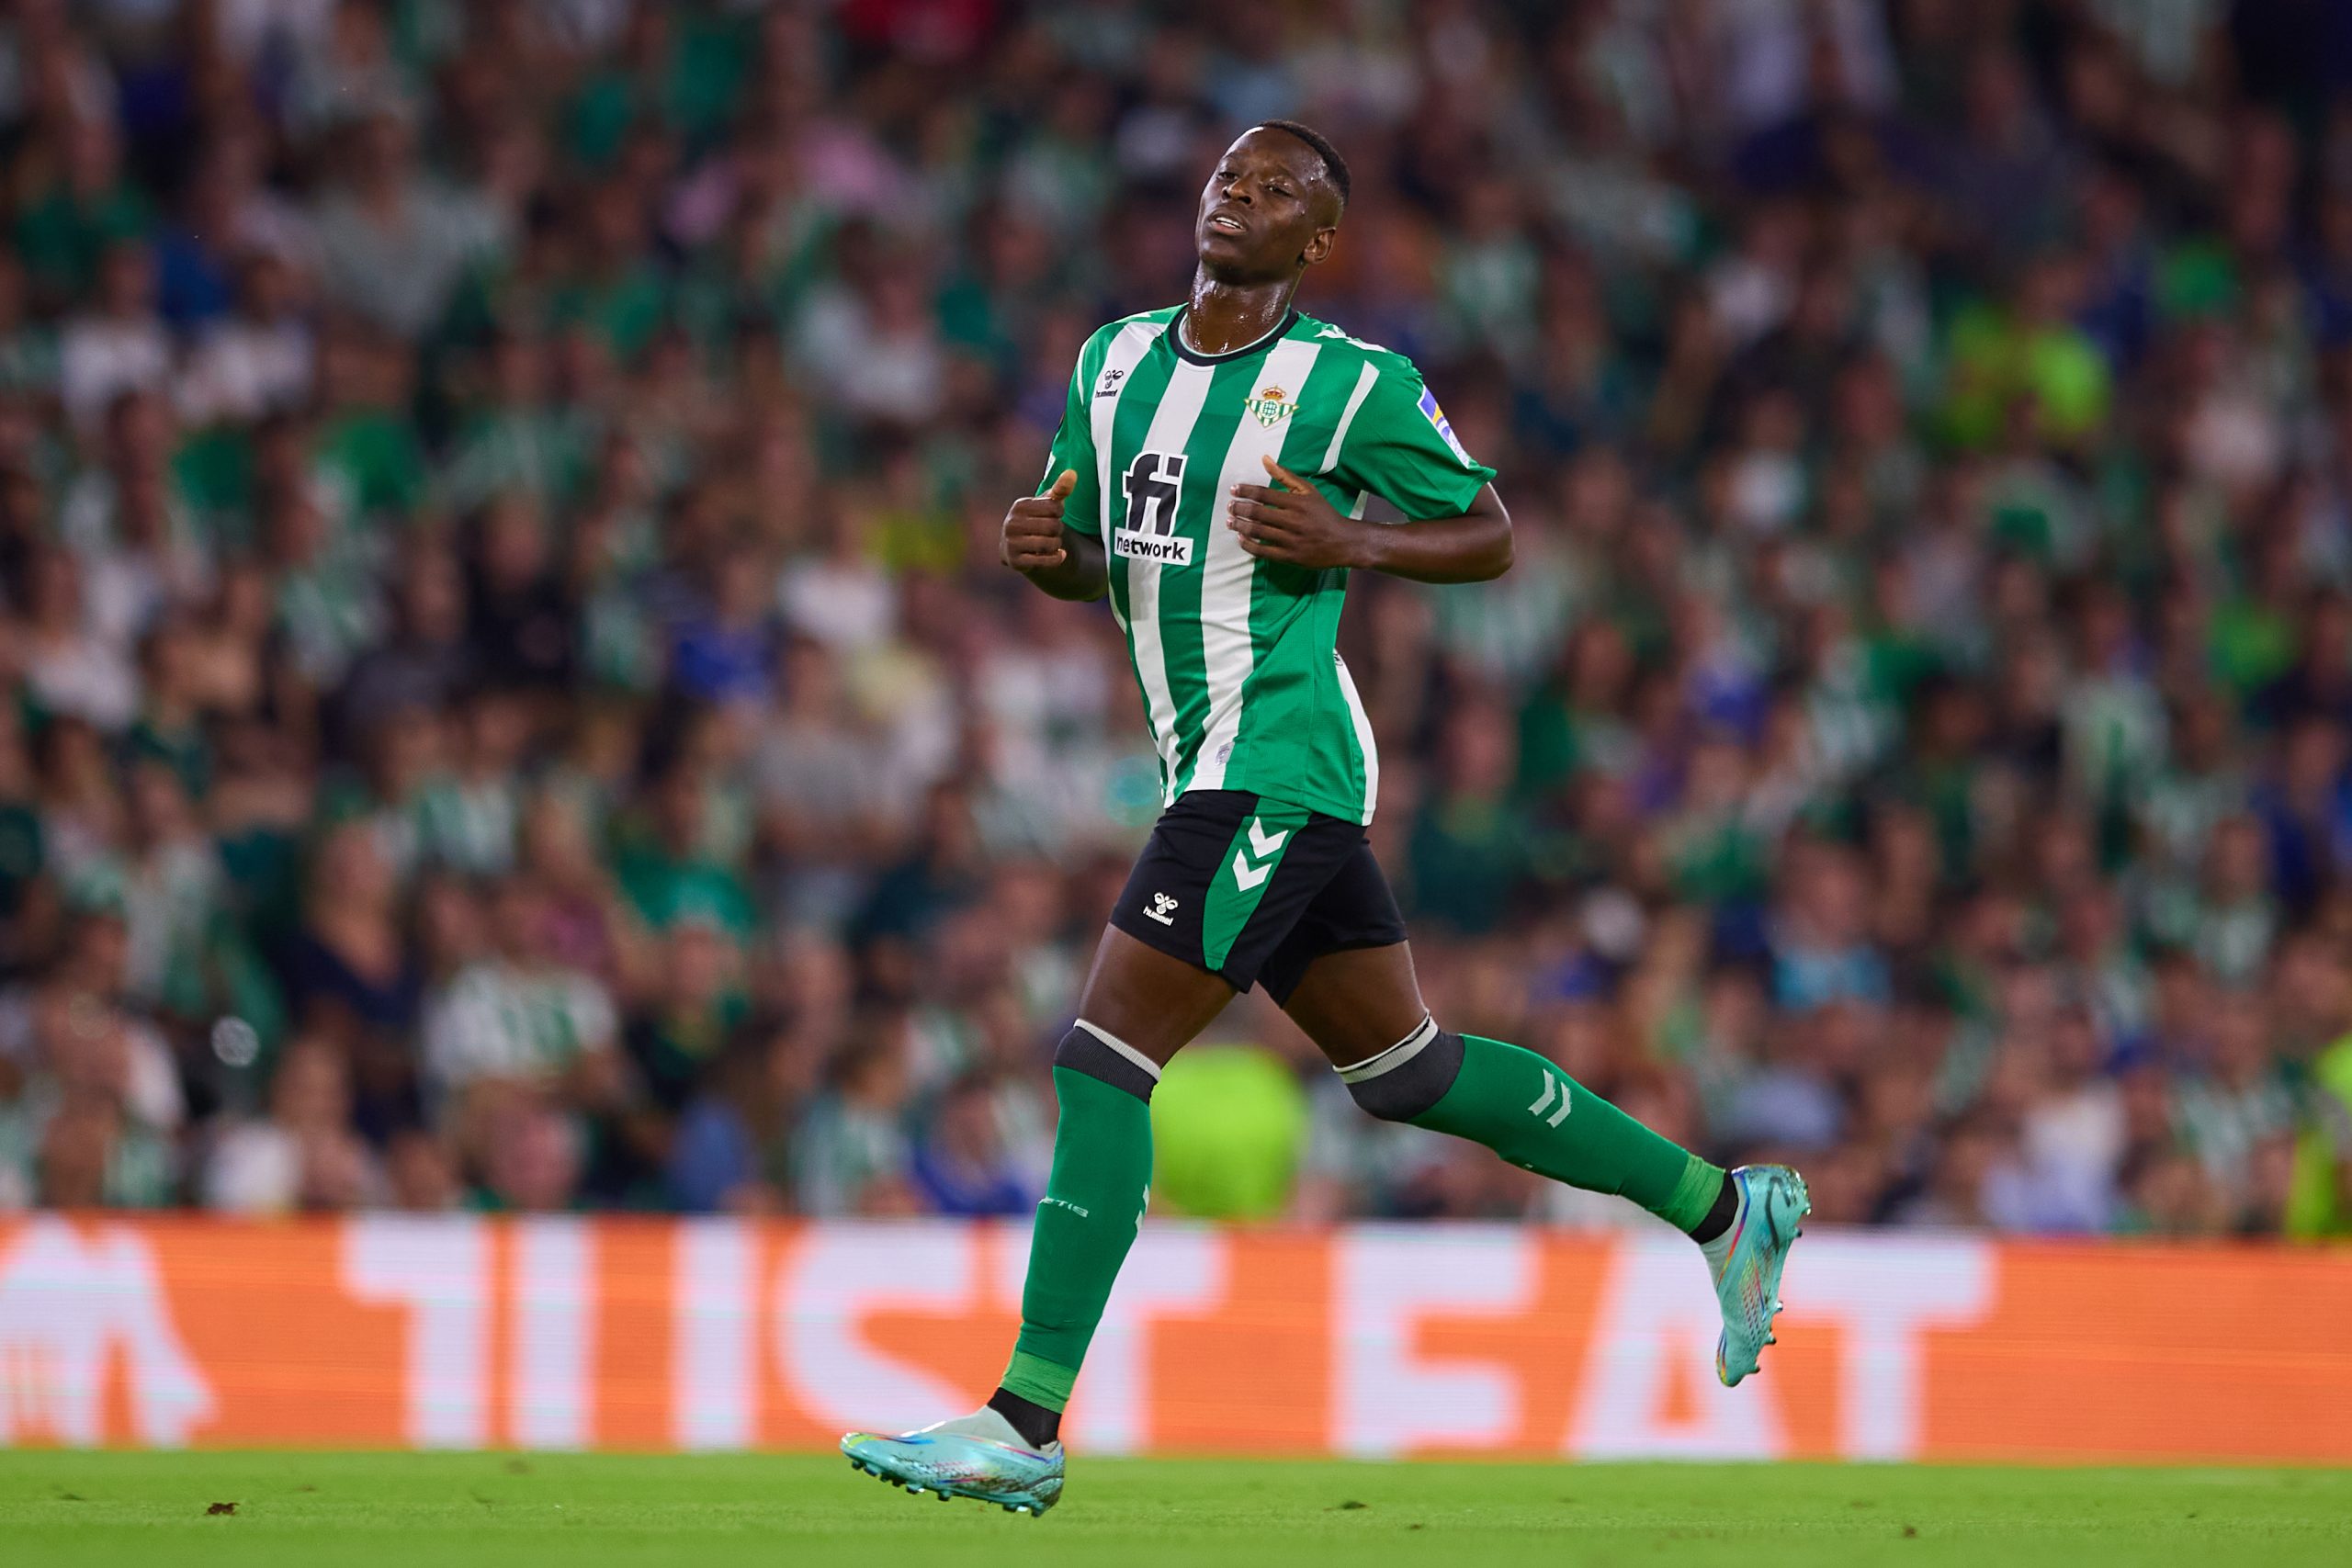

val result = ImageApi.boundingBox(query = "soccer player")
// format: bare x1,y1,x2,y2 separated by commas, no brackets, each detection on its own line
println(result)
841,123,1808,1514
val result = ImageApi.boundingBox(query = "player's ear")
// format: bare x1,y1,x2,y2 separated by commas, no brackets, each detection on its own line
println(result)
1301,224,1337,267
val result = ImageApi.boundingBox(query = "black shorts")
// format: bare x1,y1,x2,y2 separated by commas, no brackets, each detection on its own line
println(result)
1108,790,1408,1003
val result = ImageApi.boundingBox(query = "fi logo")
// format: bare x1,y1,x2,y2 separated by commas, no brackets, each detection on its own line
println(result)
1114,451,1193,566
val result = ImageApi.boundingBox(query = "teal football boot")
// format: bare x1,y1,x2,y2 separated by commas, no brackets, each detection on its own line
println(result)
841,1408,1064,1516
1705,1163,1811,1386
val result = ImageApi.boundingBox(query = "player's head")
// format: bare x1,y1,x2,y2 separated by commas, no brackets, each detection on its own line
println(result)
1195,121,1349,285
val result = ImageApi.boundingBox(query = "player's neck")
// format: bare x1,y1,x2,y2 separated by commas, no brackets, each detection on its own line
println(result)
1182,270,1298,356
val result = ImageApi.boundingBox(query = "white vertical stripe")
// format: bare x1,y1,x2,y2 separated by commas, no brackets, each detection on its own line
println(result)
511,1217,593,1450
341,1214,489,1449
1089,318,1168,536
1125,360,1216,794
1190,339,1323,794
1318,361,1380,470
673,1219,755,1450
1335,650,1380,824
1091,319,1172,703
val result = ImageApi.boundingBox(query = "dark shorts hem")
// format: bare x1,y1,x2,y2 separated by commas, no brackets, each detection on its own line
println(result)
1107,789,1406,996
1259,933,1407,1006
1108,897,1250,991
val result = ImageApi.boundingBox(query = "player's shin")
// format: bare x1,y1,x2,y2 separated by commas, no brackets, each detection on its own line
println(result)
990,1021,1159,1447
1340,1019,1732,1236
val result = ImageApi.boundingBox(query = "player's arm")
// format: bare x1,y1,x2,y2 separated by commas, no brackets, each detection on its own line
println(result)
1005,348,1110,602
1227,464,1510,583
1002,468,1108,602
1227,359,1509,583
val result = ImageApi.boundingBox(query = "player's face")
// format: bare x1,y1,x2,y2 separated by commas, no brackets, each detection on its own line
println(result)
1195,130,1337,282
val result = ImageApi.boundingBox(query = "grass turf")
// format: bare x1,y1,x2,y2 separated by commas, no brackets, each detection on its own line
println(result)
0,1450,2346,1568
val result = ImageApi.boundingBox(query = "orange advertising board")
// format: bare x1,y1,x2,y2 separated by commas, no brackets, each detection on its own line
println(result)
1,1215,2347,1462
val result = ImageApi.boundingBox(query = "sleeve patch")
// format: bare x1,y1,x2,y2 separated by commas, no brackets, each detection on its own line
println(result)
1417,386,1476,467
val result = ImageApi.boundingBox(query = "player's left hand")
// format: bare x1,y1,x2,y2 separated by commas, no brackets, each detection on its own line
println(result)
1228,456,1369,570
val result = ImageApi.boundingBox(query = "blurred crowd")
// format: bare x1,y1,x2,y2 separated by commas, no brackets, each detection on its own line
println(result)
5,0,2352,1238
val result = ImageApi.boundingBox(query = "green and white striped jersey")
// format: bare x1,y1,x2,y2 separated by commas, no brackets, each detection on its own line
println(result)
1043,306,1495,824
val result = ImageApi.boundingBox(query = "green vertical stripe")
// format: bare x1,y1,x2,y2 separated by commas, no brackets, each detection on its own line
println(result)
1075,327,1112,392
1225,374,1359,812
1157,358,1254,790
1200,801,1308,972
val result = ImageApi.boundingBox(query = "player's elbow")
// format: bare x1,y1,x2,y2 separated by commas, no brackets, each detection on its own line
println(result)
1484,523,1513,580
1472,493,1512,581
1461,540,1511,582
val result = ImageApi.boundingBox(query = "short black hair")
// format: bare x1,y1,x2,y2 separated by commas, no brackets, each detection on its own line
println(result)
1254,119,1350,212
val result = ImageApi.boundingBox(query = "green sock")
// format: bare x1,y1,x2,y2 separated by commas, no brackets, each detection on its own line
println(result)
1000,1055,1155,1413
1412,1033,1724,1230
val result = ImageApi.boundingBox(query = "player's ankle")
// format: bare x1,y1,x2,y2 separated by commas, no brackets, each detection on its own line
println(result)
988,1387,1063,1449
1687,1171,1739,1245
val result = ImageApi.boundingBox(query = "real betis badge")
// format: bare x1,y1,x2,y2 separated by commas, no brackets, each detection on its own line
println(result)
1246,384,1296,427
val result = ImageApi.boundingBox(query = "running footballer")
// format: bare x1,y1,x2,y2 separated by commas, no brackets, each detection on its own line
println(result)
841,122,1809,1515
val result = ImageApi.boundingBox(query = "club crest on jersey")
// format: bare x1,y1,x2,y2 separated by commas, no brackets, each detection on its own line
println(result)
1246,384,1297,427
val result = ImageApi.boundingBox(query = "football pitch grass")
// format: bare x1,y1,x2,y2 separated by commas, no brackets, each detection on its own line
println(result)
2,1450,2346,1567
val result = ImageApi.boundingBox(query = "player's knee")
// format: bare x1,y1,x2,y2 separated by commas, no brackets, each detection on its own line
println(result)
1055,1020,1163,1101
1338,1017,1463,1122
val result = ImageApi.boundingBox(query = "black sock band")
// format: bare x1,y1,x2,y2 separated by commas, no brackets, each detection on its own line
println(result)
1687,1171,1738,1243
1054,1021,1159,1101
1339,1019,1465,1122
989,1387,1062,1449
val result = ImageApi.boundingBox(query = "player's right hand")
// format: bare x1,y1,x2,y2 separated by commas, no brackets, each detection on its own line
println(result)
1002,468,1077,572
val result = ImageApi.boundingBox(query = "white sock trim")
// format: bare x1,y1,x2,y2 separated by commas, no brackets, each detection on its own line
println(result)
924,1405,1036,1449
1334,1015,1440,1084
1075,1018,1162,1081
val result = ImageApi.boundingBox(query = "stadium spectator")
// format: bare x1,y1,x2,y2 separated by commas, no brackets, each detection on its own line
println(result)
0,0,2349,1239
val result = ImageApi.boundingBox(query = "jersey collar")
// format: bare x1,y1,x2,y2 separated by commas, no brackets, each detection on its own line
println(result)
1170,306,1300,367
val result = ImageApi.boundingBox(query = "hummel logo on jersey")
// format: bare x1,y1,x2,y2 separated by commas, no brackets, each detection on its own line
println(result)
1115,450,1193,566
1144,892,1179,926
1098,367,1126,397
1527,1073,1573,1127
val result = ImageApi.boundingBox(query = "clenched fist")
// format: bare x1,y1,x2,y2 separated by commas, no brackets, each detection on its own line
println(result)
1002,468,1079,571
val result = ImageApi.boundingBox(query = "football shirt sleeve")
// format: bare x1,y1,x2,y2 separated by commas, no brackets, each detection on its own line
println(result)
1039,348,1105,537
1329,360,1497,521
